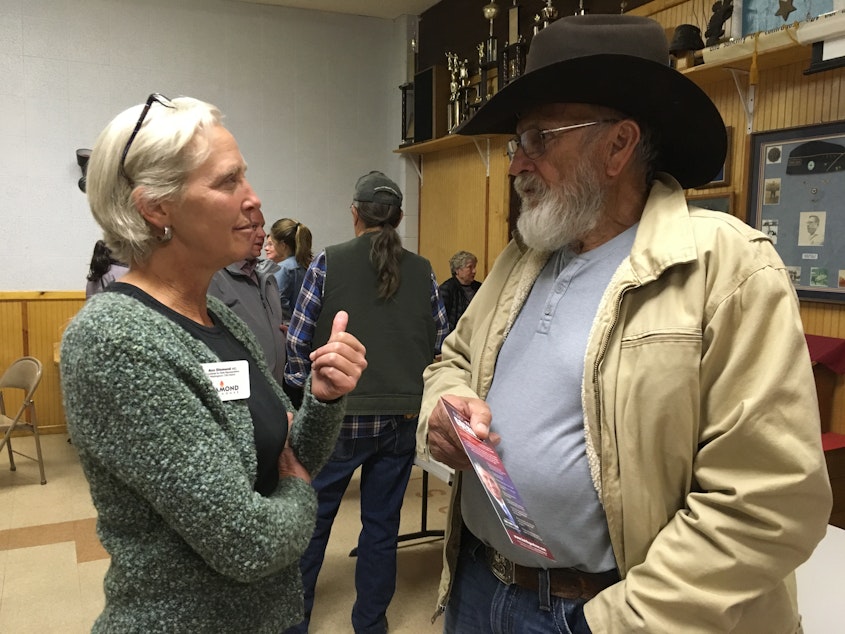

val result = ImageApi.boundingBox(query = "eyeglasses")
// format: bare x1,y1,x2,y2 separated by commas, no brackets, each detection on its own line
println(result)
118,93,175,185
506,120,618,160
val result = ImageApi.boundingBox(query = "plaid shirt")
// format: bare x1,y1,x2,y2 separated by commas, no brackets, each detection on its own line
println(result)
284,251,449,439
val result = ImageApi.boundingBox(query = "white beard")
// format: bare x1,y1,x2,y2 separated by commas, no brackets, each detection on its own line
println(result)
513,161,607,252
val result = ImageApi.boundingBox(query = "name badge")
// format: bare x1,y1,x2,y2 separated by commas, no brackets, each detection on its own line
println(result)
201,360,251,401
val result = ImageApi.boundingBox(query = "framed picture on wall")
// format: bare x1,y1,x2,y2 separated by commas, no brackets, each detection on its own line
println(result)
747,120,845,303
687,192,732,214
696,126,732,188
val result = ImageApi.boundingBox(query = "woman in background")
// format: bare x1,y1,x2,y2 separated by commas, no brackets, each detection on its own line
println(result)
61,93,366,633
267,218,313,322
85,239,128,298
437,250,482,332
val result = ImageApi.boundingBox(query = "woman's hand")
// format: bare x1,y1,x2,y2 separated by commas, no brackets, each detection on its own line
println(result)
278,412,311,482
309,310,367,402
278,446,311,483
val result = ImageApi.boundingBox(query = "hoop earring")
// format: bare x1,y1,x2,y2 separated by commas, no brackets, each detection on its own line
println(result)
158,226,172,243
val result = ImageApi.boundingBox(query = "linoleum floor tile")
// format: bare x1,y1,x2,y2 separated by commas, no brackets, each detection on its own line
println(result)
0,434,449,633
78,558,109,627
0,542,86,633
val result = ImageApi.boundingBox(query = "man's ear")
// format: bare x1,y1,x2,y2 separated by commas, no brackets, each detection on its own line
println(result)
605,119,641,178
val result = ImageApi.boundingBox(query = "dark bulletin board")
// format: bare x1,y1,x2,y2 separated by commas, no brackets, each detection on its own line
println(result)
747,121,845,303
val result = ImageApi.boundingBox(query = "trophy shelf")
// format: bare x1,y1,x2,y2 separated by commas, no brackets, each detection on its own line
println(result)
395,133,510,155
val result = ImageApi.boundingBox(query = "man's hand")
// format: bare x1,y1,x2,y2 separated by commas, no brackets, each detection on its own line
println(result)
428,395,497,470
309,311,367,402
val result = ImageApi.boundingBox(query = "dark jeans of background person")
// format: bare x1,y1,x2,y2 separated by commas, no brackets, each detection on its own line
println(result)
285,417,417,634
445,530,592,634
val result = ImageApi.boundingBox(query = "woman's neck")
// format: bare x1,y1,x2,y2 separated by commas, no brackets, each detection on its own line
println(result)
120,264,214,326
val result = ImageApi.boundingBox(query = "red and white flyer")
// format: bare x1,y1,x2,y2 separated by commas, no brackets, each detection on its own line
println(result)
441,398,554,560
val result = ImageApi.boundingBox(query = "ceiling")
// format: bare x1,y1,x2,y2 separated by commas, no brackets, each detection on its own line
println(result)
231,0,440,20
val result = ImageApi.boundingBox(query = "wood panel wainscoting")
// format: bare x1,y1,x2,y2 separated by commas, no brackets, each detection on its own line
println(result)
0,292,85,434
400,134,511,285
2,291,845,438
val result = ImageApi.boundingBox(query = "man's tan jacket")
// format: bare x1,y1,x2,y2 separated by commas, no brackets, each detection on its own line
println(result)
419,174,832,633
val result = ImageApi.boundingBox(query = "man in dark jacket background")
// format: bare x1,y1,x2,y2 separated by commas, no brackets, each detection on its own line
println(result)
209,208,286,386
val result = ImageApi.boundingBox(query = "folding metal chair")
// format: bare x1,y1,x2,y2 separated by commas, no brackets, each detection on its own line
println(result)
0,356,46,484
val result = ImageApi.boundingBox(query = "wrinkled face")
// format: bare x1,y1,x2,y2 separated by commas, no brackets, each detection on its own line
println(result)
168,125,261,269
508,104,609,252
455,260,477,285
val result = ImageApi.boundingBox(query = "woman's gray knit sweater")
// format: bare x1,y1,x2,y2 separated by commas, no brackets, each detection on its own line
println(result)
60,292,345,633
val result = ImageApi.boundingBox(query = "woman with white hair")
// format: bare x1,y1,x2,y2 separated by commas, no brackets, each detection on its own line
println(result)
60,94,367,633
438,250,482,331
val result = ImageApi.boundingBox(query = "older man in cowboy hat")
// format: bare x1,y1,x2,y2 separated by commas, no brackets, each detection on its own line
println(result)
419,14,831,634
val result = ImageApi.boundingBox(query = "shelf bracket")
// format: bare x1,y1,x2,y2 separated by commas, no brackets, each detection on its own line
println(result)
472,137,491,176
728,68,755,134
402,153,422,185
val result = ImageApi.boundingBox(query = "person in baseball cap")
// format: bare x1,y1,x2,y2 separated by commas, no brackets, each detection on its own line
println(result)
419,13,831,634
283,169,448,634
354,170,404,206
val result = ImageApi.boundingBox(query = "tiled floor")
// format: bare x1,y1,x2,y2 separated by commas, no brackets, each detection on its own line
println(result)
0,434,449,633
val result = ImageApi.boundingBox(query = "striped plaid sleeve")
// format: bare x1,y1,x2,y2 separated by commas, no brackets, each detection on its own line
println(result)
430,272,449,354
284,252,326,388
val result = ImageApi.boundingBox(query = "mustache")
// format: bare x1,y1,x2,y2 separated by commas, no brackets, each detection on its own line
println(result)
513,173,548,198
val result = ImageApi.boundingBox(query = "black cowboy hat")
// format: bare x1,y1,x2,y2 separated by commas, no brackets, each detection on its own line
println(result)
458,14,726,189
669,24,705,54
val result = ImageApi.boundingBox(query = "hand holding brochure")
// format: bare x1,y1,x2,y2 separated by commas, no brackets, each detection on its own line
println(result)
441,398,554,560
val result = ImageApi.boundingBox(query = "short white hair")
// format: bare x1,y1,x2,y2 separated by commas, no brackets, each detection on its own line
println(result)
86,96,223,265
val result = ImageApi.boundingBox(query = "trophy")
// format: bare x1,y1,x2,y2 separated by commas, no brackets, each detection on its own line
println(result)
446,52,461,133
475,43,487,106
541,0,559,25
473,2,499,106
501,2,526,86
482,2,500,65
399,24,417,145
534,0,559,33
399,81,414,145
458,57,472,124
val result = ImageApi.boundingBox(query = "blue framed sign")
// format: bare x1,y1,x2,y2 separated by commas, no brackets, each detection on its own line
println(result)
747,120,845,303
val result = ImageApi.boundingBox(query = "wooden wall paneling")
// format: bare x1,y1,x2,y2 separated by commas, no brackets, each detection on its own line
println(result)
794,65,808,125
805,65,820,126
0,301,25,366
26,299,84,431
0,301,26,420
0,293,84,435
418,143,489,284
486,137,513,271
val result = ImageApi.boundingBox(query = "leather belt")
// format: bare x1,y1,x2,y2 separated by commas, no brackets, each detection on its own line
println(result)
484,545,618,600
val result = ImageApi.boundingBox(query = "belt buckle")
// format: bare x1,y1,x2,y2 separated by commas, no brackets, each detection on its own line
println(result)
489,548,515,585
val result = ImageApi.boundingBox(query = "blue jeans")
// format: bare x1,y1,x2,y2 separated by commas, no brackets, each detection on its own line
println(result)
286,418,417,634
444,531,592,634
